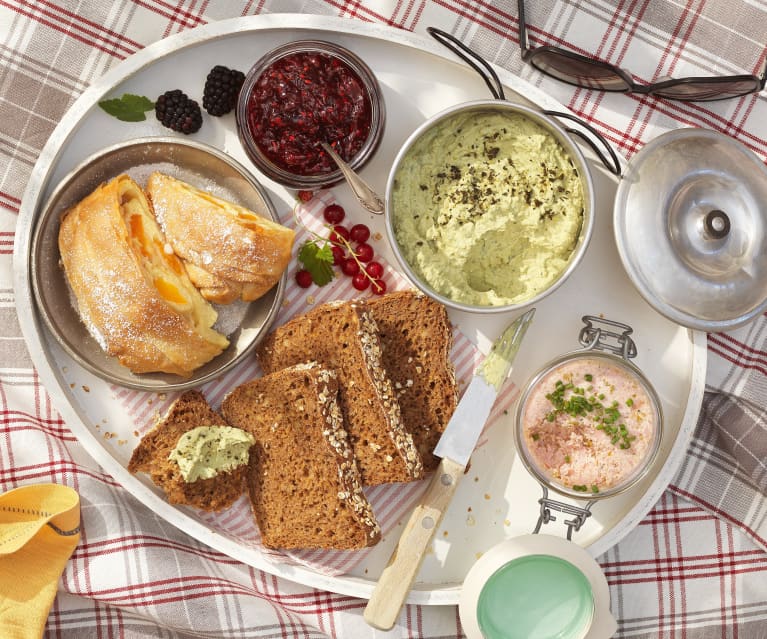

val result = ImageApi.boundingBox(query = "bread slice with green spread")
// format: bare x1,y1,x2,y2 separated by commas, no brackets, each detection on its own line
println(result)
128,390,253,512
365,290,458,472
255,299,424,486
221,362,381,550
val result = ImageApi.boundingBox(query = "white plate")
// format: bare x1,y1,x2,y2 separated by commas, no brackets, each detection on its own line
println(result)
13,15,706,605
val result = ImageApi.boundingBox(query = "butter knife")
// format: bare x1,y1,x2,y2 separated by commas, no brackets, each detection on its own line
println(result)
363,308,536,630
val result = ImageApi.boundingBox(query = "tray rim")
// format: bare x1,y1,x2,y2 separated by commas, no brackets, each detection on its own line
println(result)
12,13,708,605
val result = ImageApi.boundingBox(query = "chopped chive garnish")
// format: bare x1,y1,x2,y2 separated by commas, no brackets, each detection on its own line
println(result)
545,376,635,449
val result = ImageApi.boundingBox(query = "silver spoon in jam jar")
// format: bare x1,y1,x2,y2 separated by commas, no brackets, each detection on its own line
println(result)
321,142,384,214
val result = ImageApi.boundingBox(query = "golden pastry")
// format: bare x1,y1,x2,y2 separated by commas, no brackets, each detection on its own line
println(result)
58,174,229,377
146,172,295,304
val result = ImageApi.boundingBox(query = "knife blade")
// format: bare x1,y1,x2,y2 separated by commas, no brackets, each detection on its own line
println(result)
363,308,535,630
434,307,536,467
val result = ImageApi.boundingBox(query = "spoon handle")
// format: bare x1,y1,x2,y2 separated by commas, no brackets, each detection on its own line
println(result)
321,143,384,214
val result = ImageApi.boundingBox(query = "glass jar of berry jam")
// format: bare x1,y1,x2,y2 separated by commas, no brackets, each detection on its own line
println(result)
236,40,385,190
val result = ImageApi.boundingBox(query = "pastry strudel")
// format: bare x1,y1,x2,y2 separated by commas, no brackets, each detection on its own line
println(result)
146,172,295,304
58,174,229,377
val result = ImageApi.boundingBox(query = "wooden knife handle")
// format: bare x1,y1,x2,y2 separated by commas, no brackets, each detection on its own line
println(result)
363,456,465,630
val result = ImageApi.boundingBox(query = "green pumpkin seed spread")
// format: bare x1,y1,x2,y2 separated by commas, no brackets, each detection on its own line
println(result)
169,425,255,483
391,111,585,306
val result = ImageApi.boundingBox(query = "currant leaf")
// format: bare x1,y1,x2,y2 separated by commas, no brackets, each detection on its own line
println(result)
298,240,335,286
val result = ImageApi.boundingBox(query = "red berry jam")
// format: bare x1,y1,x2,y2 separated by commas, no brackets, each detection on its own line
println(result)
246,51,373,177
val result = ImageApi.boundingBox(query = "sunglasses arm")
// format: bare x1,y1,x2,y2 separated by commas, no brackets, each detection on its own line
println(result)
517,0,530,55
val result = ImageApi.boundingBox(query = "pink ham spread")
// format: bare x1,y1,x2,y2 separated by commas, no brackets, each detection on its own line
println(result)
522,356,656,494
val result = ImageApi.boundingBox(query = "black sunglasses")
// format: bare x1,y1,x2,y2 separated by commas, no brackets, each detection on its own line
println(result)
518,0,766,101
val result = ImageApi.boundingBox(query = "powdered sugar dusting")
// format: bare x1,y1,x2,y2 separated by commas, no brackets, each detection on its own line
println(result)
127,162,243,205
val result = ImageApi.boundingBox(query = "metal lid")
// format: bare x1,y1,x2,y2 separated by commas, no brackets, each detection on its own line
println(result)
614,128,767,331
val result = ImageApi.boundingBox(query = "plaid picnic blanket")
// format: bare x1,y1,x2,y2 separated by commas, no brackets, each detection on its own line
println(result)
1,1,765,637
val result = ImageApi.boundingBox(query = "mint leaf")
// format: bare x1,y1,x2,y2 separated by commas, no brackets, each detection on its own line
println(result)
298,240,335,286
98,94,155,122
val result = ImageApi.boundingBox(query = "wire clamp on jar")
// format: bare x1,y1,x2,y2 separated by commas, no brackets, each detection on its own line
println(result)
579,315,637,359
533,486,596,540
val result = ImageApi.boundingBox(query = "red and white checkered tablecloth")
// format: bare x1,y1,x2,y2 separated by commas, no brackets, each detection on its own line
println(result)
2,1,767,637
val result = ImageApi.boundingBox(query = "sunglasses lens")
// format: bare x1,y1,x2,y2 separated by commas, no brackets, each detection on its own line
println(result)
529,50,631,91
652,78,759,101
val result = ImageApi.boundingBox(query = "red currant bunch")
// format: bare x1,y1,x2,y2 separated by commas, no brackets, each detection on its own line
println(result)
324,203,387,294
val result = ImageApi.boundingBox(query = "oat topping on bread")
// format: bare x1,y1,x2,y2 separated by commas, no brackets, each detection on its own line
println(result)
222,362,380,550
366,290,458,471
255,299,423,486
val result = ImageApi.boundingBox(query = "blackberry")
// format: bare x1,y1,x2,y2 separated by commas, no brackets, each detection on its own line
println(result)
202,65,246,116
155,89,202,134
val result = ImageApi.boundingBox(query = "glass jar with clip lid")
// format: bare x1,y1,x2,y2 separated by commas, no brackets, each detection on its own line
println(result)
514,315,663,540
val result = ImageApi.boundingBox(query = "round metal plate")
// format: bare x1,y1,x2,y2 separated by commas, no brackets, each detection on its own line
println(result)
30,137,285,391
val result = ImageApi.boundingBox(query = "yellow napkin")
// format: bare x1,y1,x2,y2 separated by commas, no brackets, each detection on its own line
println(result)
0,484,81,639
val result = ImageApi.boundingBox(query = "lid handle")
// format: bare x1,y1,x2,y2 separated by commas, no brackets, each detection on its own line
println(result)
703,209,731,240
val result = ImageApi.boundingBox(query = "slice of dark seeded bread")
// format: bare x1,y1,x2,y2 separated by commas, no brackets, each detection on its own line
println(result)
221,362,381,550
128,390,247,511
255,300,423,486
365,290,458,472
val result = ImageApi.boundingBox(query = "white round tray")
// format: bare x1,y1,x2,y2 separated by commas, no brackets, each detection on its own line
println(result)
13,14,706,605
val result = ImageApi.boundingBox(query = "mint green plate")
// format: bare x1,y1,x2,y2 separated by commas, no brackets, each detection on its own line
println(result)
477,554,593,639
459,535,617,639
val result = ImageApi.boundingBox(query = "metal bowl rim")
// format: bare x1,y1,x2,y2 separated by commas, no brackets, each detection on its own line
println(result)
384,99,596,314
